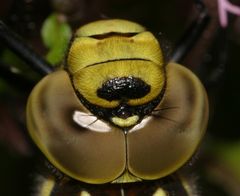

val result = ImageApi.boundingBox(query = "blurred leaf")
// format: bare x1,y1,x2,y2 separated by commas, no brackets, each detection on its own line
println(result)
0,78,9,93
1,50,26,68
1,50,40,82
212,141,240,180
41,13,72,65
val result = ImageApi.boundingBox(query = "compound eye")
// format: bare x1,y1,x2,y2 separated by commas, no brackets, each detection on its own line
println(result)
26,70,126,184
126,62,209,181
26,63,208,184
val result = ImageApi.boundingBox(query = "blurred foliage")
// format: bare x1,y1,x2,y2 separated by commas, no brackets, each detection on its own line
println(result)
0,0,240,195
211,141,240,179
1,49,41,81
41,13,72,65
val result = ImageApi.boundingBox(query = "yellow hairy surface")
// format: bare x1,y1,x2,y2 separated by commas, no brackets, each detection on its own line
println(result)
73,60,165,108
68,32,163,74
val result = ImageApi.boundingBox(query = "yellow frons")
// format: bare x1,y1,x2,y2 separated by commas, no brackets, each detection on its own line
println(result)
72,60,165,108
111,115,139,127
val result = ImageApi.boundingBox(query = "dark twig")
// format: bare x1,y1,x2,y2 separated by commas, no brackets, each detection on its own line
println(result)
171,3,210,63
0,61,35,91
0,20,53,76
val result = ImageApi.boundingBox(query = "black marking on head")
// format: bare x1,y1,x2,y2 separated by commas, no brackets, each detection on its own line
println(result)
97,76,151,101
73,81,166,130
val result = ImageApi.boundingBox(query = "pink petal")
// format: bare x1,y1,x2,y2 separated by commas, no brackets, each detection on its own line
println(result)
218,0,228,27
218,0,240,28
225,0,240,16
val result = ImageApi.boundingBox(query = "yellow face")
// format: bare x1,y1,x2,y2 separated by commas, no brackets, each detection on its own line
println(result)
67,19,165,128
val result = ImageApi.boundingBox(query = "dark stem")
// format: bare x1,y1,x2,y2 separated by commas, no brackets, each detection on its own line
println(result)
0,20,53,76
0,61,35,91
171,3,210,63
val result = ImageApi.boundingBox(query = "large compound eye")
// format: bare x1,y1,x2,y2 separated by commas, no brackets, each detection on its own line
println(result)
26,63,208,184
125,63,208,180
26,70,127,184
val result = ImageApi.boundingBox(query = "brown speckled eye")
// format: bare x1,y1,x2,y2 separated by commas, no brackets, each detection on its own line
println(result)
26,63,208,184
